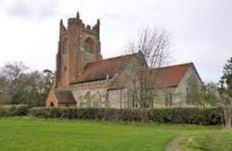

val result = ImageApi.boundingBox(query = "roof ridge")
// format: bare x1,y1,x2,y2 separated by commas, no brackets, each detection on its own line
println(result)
84,53,138,69
148,62,194,88
151,62,193,70
73,52,140,84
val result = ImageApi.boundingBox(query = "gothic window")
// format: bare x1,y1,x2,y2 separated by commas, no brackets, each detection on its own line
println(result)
85,91,92,107
105,91,109,107
165,93,173,107
169,93,173,106
62,39,67,54
84,37,94,53
93,101,100,108
186,75,199,105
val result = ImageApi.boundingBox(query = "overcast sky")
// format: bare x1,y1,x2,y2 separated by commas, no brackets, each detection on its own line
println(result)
0,0,231,83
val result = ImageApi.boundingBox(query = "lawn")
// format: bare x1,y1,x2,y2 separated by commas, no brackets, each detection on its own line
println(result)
0,117,231,151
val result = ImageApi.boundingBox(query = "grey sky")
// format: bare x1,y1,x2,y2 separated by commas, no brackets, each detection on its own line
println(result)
0,0,231,83
0,0,58,19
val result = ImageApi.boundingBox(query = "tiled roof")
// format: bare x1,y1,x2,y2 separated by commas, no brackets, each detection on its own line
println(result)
71,53,137,84
150,63,193,88
53,89,76,104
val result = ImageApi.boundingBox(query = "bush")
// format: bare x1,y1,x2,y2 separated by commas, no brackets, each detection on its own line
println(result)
0,104,29,116
149,107,223,125
30,107,224,125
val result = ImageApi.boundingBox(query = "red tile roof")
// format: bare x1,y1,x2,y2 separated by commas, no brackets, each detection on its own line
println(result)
53,89,76,104
70,51,194,88
150,63,193,88
71,53,137,84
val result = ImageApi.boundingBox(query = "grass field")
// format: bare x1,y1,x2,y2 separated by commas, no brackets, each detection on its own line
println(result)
0,117,231,151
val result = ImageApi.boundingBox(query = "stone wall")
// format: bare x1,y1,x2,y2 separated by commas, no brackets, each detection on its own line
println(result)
70,53,145,109
152,66,203,107
108,88,128,108
71,79,109,108
73,88,107,108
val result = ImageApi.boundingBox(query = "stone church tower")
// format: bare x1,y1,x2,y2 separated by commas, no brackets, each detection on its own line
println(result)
55,12,102,88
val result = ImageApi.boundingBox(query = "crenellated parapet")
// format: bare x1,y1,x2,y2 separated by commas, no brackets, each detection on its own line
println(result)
62,12,100,35
55,11,102,88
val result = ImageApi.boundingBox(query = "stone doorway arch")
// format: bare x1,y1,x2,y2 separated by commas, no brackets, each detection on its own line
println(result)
50,102,54,107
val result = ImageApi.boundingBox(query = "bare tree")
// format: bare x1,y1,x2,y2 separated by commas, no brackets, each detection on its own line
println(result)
1,62,28,81
126,28,170,68
125,27,170,108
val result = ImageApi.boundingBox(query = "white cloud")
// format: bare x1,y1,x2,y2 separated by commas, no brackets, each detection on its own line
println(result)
0,0,59,20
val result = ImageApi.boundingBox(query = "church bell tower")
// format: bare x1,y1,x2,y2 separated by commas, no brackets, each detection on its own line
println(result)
55,12,102,88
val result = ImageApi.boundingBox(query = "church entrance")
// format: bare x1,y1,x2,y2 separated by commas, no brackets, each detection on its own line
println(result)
50,102,54,107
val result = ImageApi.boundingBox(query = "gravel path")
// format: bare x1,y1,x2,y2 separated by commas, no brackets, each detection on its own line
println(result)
166,137,188,151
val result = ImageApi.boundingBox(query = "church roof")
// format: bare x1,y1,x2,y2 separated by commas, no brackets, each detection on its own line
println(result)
150,63,193,88
53,89,76,104
71,53,138,84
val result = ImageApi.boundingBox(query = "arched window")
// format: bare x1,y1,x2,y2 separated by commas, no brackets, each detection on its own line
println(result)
84,38,94,53
165,92,173,107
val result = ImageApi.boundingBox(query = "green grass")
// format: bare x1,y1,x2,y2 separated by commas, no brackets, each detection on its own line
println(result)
0,117,231,151
183,129,232,151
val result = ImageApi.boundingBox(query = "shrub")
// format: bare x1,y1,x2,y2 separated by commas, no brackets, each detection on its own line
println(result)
148,107,223,125
29,107,224,125
0,104,29,116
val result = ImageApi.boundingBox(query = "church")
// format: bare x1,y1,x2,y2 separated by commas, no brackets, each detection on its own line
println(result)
46,12,203,108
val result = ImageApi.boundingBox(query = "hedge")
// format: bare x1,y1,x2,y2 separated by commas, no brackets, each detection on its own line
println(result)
0,104,29,116
30,107,224,125
148,107,223,125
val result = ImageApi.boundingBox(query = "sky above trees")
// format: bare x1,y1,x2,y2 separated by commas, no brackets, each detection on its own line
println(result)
0,0,231,82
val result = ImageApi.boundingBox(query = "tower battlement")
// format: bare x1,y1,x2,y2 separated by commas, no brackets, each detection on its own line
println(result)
55,12,102,88
58,12,100,35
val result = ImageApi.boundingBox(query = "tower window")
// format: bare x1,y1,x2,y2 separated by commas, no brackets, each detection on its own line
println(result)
84,37,94,53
